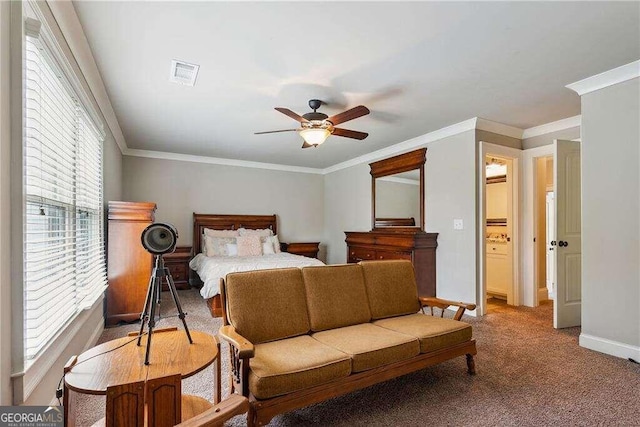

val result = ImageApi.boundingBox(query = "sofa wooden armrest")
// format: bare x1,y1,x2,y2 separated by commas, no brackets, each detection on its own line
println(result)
176,394,249,427
419,297,477,321
219,325,255,359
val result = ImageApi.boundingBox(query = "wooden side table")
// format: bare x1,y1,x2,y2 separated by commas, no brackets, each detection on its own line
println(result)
63,328,220,426
163,246,192,290
282,242,320,259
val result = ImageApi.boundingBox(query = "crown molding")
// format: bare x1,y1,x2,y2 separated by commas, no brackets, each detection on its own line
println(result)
475,117,524,139
46,1,128,153
321,118,478,174
125,113,586,176
566,60,640,96
522,115,581,139
124,148,324,175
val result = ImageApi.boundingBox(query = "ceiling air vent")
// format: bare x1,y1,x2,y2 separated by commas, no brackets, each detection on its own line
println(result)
169,60,200,86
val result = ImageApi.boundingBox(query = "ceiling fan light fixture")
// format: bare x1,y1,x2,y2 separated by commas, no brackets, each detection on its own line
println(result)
299,128,331,146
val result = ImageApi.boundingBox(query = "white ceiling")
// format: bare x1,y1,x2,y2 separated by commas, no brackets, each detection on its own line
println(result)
73,1,640,169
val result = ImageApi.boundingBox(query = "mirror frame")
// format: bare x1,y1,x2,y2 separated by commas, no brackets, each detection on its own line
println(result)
370,148,426,231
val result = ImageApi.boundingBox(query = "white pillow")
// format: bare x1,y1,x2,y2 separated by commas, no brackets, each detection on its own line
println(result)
260,235,281,253
262,241,275,255
272,235,281,253
226,243,238,256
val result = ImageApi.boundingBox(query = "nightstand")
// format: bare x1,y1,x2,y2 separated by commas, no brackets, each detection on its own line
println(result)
163,246,192,290
282,242,320,259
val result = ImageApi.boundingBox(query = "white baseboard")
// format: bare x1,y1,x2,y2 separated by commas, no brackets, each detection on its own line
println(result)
537,287,549,302
579,333,640,361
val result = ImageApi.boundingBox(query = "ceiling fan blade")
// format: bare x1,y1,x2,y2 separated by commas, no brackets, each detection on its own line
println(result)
332,127,369,140
275,107,309,123
254,129,299,135
301,141,315,149
327,105,370,126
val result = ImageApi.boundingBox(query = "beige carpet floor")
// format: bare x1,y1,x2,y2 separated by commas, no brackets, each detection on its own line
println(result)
74,289,640,426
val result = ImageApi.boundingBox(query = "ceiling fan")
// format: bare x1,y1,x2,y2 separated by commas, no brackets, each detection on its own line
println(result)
255,99,370,148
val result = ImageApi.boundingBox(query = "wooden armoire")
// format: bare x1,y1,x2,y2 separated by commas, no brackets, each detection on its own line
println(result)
106,201,156,326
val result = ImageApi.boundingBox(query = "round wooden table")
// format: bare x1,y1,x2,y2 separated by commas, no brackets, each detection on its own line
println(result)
63,328,220,426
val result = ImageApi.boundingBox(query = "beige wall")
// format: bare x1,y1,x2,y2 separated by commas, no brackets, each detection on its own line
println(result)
580,78,640,357
476,130,522,150
323,163,371,264
122,156,325,256
426,130,478,305
323,130,478,308
522,126,580,150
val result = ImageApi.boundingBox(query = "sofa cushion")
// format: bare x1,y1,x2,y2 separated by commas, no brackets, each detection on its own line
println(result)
312,323,420,372
302,264,372,332
249,335,352,400
374,313,472,353
360,260,421,320
225,268,310,344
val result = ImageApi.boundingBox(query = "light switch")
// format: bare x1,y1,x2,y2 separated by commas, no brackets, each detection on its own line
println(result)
453,219,464,230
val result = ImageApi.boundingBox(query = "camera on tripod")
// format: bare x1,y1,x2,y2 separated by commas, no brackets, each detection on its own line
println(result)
138,223,192,365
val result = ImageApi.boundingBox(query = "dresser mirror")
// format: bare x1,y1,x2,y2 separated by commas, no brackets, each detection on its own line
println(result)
370,148,426,230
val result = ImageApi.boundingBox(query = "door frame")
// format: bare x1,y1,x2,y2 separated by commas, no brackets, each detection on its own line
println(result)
477,142,521,316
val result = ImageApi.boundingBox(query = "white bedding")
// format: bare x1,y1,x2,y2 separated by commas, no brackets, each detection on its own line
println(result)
190,252,325,299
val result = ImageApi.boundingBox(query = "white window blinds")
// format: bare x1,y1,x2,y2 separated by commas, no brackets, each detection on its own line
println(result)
24,34,107,360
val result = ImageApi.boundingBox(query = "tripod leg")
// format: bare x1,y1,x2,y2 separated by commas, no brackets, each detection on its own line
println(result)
144,275,161,365
165,268,193,344
137,269,156,346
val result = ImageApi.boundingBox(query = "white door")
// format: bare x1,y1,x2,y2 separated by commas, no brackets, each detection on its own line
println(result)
553,140,582,328
546,191,555,299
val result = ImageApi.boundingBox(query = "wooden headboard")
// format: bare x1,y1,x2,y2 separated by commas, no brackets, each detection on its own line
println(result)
192,213,277,256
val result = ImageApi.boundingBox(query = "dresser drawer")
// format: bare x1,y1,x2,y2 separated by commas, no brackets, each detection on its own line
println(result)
375,250,412,261
167,263,188,283
348,247,375,263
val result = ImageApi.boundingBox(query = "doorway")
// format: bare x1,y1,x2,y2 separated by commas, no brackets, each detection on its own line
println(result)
478,142,521,316
485,156,513,306
535,156,555,303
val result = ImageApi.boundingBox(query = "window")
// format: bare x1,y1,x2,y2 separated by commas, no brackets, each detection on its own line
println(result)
23,32,106,360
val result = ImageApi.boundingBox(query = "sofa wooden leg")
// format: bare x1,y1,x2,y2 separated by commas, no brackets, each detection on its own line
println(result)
247,405,258,427
466,354,476,375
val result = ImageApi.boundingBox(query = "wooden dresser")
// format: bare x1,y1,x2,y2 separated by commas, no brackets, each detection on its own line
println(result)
345,230,438,297
163,246,192,291
106,201,156,326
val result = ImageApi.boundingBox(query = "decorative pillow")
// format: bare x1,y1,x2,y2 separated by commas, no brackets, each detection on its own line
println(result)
204,236,236,257
204,228,239,237
238,228,273,238
272,235,281,253
226,243,238,257
262,241,275,255
236,235,262,256
260,235,282,253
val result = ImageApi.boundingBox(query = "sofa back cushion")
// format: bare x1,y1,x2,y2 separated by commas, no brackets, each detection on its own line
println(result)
360,260,421,319
225,268,310,344
302,264,371,332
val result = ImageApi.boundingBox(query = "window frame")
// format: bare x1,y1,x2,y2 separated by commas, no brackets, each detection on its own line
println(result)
10,1,108,403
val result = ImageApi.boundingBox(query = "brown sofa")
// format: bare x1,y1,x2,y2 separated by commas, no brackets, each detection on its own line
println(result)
219,260,477,426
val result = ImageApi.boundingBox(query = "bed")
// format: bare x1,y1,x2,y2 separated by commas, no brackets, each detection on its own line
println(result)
190,213,324,317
